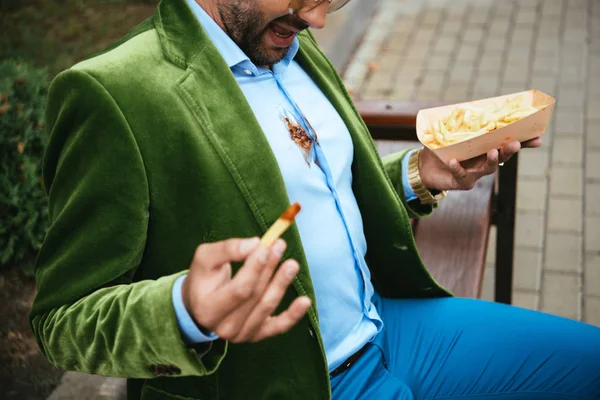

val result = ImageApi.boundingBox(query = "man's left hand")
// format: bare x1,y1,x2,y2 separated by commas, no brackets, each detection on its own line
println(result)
418,137,543,191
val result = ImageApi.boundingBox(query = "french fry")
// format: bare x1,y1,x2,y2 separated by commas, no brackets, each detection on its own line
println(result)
259,202,301,247
421,96,542,149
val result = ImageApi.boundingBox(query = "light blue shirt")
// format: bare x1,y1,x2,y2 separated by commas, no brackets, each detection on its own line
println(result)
172,0,417,372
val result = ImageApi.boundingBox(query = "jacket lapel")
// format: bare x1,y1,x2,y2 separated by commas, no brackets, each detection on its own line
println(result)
154,0,324,332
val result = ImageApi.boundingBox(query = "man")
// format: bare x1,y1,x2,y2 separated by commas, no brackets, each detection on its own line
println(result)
31,0,600,399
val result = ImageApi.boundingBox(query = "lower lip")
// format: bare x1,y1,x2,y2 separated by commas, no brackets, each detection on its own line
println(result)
267,26,297,48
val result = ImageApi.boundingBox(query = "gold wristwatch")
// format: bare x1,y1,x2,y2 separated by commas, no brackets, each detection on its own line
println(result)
407,149,447,204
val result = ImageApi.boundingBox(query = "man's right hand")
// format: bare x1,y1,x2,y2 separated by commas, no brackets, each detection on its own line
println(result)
181,237,312,343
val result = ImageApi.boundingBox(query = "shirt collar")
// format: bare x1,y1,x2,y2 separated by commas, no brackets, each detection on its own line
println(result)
185,0,299,76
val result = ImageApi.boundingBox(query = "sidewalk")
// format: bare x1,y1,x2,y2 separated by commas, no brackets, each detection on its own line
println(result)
344,0,599,324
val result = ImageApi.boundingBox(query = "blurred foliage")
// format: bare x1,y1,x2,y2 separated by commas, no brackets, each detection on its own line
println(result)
0,0,157,75
0,0,157,274
0,59,49,276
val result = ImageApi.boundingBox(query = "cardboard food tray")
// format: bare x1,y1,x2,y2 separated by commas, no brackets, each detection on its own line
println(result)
416,90,556,163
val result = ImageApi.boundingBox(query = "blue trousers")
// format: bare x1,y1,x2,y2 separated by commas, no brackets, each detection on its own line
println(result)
330,296,600,399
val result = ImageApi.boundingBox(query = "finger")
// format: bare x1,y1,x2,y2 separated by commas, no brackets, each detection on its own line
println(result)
192,237,260,271
499,141,521,163
254,239,287,292
229,239,288,301
196,243,273,327
251,296,312,342
211,240,288,337
521,137,542,148
448,158,470,189
483,148,499,175
233,259,300,342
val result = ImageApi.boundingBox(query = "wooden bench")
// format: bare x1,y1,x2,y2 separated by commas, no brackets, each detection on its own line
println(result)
356,100,518,304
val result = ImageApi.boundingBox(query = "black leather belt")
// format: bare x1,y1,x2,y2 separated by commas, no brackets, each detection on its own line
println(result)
330,345,369,377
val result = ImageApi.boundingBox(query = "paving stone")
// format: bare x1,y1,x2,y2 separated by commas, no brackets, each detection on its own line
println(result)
547,197,582,233
361,89,391,101
413,29,437,44
512,290,540,310
587,97,600,116
472,87,499,99
422,10,444,26
514,248,543,291
511,27,536,44
515,211,546,249
479,55,504,73
365,70,396,93
587,150,600,180
584,296,600,327
516,10,538,25
533,56,558,75
549,166,583,197
545,232,583,273
443,83,470,101
540,272,582,320
481,266,495,302
564,29,587,44
530,76,557,96
584,252,600,297
469,10,492,25
485,38,508,52
441,21,464,34
391,81,417,101
518,150,550,179
486,225,497,265
517,178,548,212
586,183,600,216
489,21,511,34
426,55,453,73
501,83,530,93
558,88,586,110
585,216,600,252
455,45,479,61
552,136,583,166
464,30,486,45
560,65,586,84
554,110,584,135
503,65,530,86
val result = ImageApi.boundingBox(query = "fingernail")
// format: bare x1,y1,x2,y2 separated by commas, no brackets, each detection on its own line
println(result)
240,237,259,253
272,240,286,257
286,264,298,279
449,159,458,168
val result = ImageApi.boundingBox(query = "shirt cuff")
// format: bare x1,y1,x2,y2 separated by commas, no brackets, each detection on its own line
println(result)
172,275,219,344
402,149,418,202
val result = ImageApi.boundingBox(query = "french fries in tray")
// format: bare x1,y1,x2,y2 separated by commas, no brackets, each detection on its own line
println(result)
416,90,556,163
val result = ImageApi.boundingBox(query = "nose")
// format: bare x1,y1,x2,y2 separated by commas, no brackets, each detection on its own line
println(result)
297,2,328,29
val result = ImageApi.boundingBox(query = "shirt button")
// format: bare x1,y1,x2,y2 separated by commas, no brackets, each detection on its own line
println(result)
308,326,315,339
398,245,408,251
243,69,252,75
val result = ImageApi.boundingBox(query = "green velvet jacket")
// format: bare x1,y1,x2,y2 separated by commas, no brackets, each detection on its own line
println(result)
30,0,451,398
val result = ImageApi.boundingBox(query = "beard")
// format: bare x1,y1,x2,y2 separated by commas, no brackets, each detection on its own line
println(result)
217,0,309,66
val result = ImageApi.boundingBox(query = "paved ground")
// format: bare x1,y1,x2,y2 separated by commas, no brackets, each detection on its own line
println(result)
344,0,600,324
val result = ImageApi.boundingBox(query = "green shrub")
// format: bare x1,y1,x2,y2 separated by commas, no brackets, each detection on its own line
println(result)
0,59,49,276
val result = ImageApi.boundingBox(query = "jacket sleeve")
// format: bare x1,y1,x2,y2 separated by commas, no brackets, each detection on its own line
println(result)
381,149,437,219
29,69,227,378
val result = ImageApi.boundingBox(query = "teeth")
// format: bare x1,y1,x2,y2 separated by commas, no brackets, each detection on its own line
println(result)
271,26,294,38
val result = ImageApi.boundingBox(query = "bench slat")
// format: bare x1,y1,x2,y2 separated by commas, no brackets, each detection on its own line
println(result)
413,175,494,298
